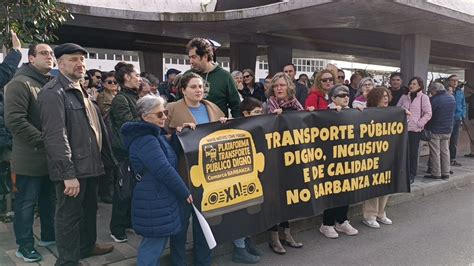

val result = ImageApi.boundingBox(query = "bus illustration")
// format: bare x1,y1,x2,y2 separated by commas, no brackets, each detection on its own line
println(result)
190,129,265,220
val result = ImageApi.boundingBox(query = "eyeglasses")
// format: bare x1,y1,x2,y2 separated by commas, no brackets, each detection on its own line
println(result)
37,50,55,57
250,109,263,115
363,83,373,87
321,78,334,83
335,93,349,98
337,76,345,79
105,80,117,85
243,75,251,79
150,109,168,119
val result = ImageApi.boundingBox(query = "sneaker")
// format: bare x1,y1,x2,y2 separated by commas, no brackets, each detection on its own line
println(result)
441,175,449,180
376,216,393,225
232,247,260,264
110,233,128,243
15,246,42,262
335,220,358,235
319,224,339,238
362,219,380,228
38,240,56,247
450,160,462,167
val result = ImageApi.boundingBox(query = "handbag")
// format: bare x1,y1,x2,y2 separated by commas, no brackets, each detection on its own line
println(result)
114,159,142,201
420,129,432,142
419,94,432,141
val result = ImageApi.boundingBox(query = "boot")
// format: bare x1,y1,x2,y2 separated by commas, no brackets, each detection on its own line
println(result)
281,228,303,248
245,237,262,256
232,247,260,264
269,231,286,255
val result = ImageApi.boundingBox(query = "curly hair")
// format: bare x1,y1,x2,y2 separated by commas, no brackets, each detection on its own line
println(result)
186,38,214,62
367,86,392,107
267,72,296,99
313,69,336,93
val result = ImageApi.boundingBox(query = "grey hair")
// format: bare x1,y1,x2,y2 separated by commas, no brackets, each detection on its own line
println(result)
136,95,166,118
357,77,374,92
429,82,446,94
231,70,242,78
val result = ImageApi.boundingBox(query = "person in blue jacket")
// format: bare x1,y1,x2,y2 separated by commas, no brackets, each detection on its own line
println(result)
121,95,193,265
446,74,466,166
1,30,22,161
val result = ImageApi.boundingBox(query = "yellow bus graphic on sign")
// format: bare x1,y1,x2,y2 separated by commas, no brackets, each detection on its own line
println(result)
190,129,265,219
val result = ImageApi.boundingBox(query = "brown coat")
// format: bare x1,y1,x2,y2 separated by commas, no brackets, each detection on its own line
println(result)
165,99,224,183
165,99,224,132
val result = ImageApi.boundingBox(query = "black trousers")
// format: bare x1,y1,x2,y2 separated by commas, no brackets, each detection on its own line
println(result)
323,206,349,226
109,181,131,236
269,221,290,231
408,131,421,180
54,177,98,266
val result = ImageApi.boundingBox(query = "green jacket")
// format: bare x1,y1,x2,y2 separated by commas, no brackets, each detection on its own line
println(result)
4,63,51,176
188,65,241,118
109,87,139,158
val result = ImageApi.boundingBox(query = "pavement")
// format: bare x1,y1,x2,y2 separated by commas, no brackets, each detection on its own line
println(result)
0,132,473,266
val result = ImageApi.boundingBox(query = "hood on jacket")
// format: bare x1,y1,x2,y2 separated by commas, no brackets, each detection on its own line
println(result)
120,121,164,150
14,63,51,86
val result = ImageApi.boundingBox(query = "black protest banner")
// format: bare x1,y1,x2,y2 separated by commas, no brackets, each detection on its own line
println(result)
177,107,409,243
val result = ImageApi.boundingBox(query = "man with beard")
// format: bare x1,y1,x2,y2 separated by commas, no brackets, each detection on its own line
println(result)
186,38,240,118
38,43,115,265
4,43,55,263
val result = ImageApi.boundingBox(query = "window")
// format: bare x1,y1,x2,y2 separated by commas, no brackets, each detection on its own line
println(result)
115,54,123,61
89,53,97,59
131,55,139,62
98,53,106,60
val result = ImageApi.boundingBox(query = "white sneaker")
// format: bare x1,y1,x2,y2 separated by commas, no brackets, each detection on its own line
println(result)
362,219,380,229
376,216,393,225
319,225,339,238
335,220,358,235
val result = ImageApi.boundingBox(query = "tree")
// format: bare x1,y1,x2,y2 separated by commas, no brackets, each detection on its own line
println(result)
0,0,73,49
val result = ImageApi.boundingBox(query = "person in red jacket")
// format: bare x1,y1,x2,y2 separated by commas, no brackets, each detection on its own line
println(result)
305,69,335,111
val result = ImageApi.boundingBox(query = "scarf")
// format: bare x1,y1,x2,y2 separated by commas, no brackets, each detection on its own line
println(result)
267,96,303,113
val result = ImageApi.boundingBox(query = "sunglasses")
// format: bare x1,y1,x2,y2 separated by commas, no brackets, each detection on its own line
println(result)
335,93,349,98
321,78,334,83
151,109,169,119
84,77,90,81
105,80,117,85
95,75,102,79
37,50,55,57
338,76,345,79
243,75,251,78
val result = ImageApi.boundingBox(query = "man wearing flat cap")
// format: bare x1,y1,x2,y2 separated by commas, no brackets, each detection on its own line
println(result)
38,43,116,265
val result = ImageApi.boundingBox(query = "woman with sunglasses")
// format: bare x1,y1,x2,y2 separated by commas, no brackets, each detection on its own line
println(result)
265,72,304,255
96,71,118,116
120,95,193,265
317,85,360,239
165,72,226,266
109,62,142,243
305,69,335,111
241,69,266,102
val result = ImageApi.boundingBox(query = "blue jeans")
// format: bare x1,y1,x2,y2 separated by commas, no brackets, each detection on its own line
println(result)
449,119,461,161
14,175,55,247
170,202,211,266
137,236,168,266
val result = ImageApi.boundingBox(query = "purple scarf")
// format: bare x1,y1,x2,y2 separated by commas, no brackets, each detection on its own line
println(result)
267,96,303,113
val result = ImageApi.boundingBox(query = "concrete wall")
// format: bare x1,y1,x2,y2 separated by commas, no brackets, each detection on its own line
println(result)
59,0,217,12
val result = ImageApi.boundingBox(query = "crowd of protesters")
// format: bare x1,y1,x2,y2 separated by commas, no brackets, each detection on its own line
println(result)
0,31,473,265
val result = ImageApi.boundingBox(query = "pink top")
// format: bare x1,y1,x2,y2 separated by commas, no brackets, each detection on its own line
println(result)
397,91,432,132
